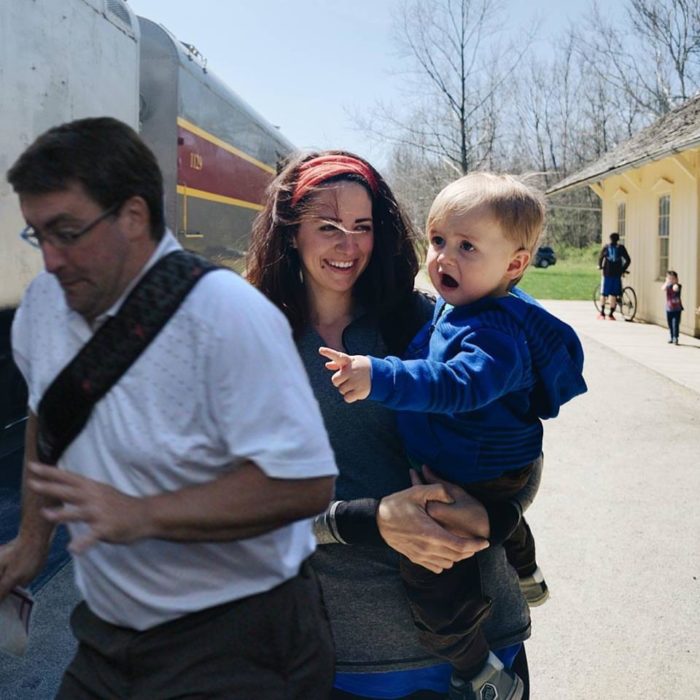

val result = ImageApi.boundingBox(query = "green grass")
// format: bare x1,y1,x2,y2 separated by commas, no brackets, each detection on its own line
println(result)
518,246,601,300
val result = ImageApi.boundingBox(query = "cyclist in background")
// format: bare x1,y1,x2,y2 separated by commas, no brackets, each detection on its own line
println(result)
597,232,631,320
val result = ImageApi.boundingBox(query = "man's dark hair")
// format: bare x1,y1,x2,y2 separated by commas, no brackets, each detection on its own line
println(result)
609,232,620,243
7,117,165,240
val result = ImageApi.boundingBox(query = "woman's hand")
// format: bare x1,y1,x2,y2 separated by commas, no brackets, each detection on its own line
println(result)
377,476,489,574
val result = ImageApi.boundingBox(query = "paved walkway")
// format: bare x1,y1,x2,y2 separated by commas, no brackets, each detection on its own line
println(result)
542,300,700,395
526,301,700,699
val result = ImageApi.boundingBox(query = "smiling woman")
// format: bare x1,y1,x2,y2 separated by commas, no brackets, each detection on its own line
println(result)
246,151,420,349
247,152,536,700
294,183,374,307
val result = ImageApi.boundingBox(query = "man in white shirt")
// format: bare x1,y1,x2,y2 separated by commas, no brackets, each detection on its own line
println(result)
0,117,337,699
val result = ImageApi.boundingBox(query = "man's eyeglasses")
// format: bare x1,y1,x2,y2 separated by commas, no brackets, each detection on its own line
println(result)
20,202,122,249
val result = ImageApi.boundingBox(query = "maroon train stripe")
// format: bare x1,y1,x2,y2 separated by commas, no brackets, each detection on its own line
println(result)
177,124,274,206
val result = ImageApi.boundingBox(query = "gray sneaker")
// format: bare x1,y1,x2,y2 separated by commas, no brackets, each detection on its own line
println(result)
447,652,524,700
518,566,550,607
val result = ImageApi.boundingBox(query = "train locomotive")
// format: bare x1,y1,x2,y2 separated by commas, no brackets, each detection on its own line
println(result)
0,0,294,453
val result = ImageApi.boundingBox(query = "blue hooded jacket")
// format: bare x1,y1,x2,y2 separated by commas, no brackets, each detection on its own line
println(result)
368,290,587,483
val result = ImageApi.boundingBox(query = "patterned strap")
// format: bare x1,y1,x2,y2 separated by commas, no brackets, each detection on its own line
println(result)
36,250,219,465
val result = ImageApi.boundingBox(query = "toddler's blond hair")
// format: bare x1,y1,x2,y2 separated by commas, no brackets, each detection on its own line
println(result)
427,172,546,256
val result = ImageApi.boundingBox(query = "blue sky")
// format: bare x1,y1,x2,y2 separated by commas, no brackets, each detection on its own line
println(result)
127,0,606,166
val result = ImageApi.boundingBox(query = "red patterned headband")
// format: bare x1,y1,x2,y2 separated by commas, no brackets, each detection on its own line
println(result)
291,155,379,207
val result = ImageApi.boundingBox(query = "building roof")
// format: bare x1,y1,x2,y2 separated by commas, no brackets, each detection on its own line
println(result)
547,94,700,195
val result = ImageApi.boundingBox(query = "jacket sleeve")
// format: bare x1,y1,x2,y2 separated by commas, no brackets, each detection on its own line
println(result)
368,327,527,414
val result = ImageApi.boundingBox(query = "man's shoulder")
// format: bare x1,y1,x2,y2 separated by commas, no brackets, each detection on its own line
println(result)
180,269,290,335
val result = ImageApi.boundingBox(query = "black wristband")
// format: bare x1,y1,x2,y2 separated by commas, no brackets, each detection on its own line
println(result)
484,500,522,546
333,498,384,545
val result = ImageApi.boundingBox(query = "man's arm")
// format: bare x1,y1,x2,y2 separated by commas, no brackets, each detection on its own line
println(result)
621,245,631,272
598,247,606,269
0,413,57,599
27,459,334,554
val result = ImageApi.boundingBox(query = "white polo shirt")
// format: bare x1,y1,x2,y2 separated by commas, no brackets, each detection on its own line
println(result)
12,232,337,630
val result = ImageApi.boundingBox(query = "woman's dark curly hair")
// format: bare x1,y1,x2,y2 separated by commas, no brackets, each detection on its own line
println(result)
246,150,425,354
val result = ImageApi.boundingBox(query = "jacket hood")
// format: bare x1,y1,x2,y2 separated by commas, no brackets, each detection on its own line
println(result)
497,288,587,418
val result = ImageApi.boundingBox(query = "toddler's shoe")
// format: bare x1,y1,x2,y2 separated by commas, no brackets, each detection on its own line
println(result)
518,566,549,607
448,652,524,700
606,313,616,320
596,313,605,320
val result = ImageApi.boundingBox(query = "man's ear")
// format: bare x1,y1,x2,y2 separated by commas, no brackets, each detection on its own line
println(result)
506,249,531,280
119,196,151,241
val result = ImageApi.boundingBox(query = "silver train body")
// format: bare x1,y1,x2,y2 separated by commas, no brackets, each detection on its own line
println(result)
0,0,294,449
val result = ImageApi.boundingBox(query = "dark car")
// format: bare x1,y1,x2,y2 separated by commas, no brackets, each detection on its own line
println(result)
534,245,556,268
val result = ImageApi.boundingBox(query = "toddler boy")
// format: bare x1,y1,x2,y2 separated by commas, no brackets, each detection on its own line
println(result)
321,173,587,700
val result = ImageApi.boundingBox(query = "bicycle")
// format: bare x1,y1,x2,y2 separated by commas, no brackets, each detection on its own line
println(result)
593,272,637,322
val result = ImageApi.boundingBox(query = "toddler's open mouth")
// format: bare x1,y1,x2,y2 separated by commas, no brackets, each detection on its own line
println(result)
441,273,459,289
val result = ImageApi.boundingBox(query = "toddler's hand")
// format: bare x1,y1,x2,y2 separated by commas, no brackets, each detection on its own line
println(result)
319,347,372,403
414,466,490,540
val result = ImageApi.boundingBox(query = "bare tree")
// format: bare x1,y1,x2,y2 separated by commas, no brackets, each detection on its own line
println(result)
507,33,621,247
575,0,700,117
371,0,700,250
387,149,458,236
358,0,531,175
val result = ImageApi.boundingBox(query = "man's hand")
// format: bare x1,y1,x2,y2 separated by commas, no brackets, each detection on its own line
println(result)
417,466,490,540
27,461,150,554
0,413,54,601
0,538,49,601
377,480,488,574
319,347,372,403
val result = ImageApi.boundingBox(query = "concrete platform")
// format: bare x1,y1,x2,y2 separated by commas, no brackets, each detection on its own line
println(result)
542,300,700,395
525,300,700,699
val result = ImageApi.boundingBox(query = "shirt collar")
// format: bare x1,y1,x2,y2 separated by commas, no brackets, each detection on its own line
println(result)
84,229,181,331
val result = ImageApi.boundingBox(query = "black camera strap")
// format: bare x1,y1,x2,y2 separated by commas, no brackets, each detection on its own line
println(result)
36,250,218,465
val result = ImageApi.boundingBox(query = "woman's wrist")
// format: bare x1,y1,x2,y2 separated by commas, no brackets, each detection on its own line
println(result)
313,498,383,545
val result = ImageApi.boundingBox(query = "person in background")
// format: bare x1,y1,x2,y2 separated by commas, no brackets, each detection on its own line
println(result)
319,172,587,700
597,232,631,320
247,151,540,700
0,117,337,699
662,270,684,345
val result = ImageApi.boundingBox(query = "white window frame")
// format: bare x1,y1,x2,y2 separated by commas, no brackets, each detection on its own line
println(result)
657,194,671,280
652,177,673,281
616,202,627,244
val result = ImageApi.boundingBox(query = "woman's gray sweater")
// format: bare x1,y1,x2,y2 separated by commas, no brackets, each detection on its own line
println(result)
298,311,533,673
